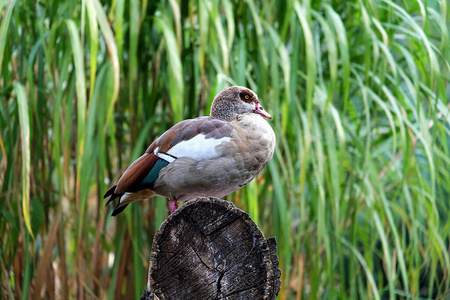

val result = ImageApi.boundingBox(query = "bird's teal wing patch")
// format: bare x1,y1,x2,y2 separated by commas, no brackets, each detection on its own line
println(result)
141,158,169,185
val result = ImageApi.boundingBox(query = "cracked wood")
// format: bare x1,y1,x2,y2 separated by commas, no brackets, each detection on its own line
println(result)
145,197,281,300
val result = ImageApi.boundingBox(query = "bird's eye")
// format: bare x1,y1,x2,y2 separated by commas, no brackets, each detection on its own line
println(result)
240,90,253,102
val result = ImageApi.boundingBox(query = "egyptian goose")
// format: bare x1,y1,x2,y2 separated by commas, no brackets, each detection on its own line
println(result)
104,86,275,216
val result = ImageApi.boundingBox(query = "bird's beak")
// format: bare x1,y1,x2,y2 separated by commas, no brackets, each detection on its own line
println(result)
253,101,272,119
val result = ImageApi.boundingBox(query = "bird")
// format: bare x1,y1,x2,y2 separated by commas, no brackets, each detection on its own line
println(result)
104,86,276,216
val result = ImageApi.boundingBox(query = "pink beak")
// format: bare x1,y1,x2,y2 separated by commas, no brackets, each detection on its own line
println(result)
253,101,271,119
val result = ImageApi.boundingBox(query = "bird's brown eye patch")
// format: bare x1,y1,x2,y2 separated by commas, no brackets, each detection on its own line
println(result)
240,90,254,103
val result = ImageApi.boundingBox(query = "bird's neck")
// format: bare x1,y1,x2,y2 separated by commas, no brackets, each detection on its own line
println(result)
210,102,239,121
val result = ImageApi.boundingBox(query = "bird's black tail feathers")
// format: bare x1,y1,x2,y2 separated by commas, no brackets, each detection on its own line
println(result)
111,203,129,216
104,186,120,205
104,185,127,216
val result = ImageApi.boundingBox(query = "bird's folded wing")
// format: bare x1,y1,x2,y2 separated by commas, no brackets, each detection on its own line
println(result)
105,117,234,200
106,153,160,197
149,116,234,161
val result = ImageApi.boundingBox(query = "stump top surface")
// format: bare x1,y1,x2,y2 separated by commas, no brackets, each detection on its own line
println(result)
148,197,280,300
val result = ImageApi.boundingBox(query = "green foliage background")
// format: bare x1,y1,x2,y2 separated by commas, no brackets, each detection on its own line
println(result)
1,0,449,299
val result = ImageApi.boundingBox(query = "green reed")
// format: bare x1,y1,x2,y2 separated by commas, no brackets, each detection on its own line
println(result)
1,0,449,299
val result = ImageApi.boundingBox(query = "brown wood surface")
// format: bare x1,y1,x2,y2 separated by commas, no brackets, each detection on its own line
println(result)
140,197,281,300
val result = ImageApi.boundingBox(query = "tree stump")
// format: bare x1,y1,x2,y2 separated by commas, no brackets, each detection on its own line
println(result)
140,197,281,300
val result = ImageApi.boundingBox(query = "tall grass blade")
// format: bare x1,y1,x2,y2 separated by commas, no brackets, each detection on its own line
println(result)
14,82,33,239
154,15,184,123
2,0,449,298
0,0,17,72
85,0,98,101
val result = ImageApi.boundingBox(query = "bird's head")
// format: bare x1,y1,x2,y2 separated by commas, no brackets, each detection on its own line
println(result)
210,86,272,121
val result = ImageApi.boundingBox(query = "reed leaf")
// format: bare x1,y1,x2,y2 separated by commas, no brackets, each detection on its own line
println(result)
1,0,449,298
14,82,33,239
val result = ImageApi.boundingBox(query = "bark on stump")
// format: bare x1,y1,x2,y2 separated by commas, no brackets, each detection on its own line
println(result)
140,197,281,300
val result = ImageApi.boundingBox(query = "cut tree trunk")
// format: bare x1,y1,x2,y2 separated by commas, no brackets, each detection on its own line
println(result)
140,197,281,300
